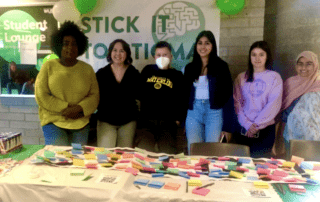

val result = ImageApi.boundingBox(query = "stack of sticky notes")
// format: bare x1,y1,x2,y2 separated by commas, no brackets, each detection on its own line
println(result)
188,180,202,186
148,181,165,189
133,179,149,186
73,158,85,167
282,161,295,168
70,169,85,176
192,187,210,196
253,181,269,189
229,171,243,179
164,182,181,190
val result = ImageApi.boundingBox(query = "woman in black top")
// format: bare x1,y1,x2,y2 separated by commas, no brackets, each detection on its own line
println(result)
96,39,140,148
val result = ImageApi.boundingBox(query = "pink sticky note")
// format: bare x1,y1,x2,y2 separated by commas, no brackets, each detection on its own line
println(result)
213,164,225,169
144,157,156,162
218,157,230,161
284,178,298,183
267,174,283,181
192,187,210,196
236,167,249,172
143,167,156,173
119,160,130,163
257,168,271,175
273,170,288,177
194,166,202,170
125,167,139,176
265,163,278,169
271,158,283,165
134,153,145,160
162,162,175,168
313,165,320,171
199,158,210,164
187,172,200,177
122,153,134,159
178,161,187,165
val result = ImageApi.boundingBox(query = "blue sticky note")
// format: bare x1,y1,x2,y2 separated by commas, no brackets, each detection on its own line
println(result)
134,179,150,186
152,173,164,178
210,168,222,173
148,181,165,189
158,156,169,161
97,154,108,160
71,149,82,155
255,164,268,170
178,172,190,179
300,162,313,170
72,143,82,150
209,173,224,178
307,179,319,185
58,158,68,161
209,159,216,163
267,160,278,165
247,176,259,181
238,158,251,164
218,171,229,175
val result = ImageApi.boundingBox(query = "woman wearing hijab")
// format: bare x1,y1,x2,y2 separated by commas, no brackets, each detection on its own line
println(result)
279,51,320,156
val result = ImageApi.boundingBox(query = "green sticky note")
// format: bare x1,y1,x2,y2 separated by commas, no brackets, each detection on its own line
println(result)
226,161,237,166
12,89,19,94
44,150,55,158
246,166,256,170
228,165,237,170
136,158,146,165
2,88,8,94
135,147,145,154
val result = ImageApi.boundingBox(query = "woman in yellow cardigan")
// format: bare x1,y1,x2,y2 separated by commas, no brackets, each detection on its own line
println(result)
35,21,99,146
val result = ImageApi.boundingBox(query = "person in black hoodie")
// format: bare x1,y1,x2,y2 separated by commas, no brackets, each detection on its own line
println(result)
184,30,236,154
136,41,184,154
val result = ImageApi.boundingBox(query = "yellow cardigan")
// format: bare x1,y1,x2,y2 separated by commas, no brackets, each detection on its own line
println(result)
35,59,99,129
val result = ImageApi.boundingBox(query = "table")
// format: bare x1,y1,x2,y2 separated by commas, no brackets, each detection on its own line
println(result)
0,144,44,161
0,145,319,202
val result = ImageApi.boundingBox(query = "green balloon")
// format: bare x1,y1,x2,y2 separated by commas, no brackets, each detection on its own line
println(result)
42,54,59,65
216,0,245,15
74,0,98,14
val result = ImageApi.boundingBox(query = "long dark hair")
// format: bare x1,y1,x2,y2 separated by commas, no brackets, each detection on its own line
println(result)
246,41,273,82
107,39,133,65
190,30,218,81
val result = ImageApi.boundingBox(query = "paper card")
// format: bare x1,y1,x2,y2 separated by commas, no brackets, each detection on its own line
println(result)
199,158,210,164
71,143,82,150
134,179,150,186
300,162,313,170
70,169,85,176
304,169,315,176
226,161,237,166
288,184,306,193
175,153,185,158
178,161,187,165
283,178,298,183
96,174,121,184
143,167,156,172
291,156,304,166
187,172,200,177
188,180,202,186
162,162,174,168
229,171,243,179
253,182,269,189
243,188,271,198
164,182,181,190
282,161,295,168
267,174,283,181
84,154,96,160
192,187,210,196
256,164,268,170
73,158,85,167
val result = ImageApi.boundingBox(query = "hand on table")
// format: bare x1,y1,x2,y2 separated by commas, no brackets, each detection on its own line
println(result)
61,104,84,119
246,124,259,138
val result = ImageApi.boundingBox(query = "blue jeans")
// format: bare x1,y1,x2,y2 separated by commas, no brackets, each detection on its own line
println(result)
42,123,89,146
186,99,223,154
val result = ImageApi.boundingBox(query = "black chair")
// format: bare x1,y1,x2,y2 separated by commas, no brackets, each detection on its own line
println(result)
190,142,250,157
289,140,320,161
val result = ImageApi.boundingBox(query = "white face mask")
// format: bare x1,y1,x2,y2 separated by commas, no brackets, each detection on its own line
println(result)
156,57,170,69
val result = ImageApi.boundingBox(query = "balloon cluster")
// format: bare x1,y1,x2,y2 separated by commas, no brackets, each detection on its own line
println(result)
52,0,98,23
216,0,245,15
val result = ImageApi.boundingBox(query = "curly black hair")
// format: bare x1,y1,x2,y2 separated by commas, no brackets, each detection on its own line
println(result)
107,39,133,65
51,21,88,58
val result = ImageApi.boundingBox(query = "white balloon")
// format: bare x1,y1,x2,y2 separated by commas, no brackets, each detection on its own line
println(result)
52,1,80,23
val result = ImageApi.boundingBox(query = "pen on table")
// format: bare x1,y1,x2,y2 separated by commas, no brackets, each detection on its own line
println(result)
186,181,188,193
197,182,215,189
41,180,52,183
82,173,93,181
135,185,141,189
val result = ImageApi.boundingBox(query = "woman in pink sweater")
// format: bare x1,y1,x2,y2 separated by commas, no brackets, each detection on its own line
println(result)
233,41,283,158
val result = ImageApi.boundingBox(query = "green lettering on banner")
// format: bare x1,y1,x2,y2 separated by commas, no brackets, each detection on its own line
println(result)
92,17,103,33
85,43,92,59
186,43,195,60
127,16,139,33
105,17,109,33
172,43,185,60
159,15,169,32
144,43,149,59
151,44,156,57
82,17,91,33
152,16,156,33
94,43,108,59
112,16,124,33
132,43,142,59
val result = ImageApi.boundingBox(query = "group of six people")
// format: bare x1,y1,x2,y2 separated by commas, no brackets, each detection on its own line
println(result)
34,21,320,158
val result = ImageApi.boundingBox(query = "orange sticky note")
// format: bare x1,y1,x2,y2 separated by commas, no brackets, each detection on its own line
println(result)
73,158,85,167
291,156,304,166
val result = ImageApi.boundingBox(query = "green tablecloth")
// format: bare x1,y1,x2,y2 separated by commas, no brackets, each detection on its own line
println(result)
0,144,44,161
272,183,320,202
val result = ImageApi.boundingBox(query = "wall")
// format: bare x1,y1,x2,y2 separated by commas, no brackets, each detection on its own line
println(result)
220,0,266,81
0,0,267,145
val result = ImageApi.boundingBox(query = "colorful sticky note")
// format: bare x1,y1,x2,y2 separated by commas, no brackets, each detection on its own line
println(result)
164,182,181,190
100,163,113,167
73,158,85,167
273,170,288,177
70,169,85,176
282,161,295,168
253,181,269,189
247,176,259,181
192,187,210,196
134,147,145,154
188,180,202,186
148,181,165,189
71,150,82,155
95,147,105,152
84,154,96,160
300,162,313,170
71,143,82,150
97,154,108,160
291,156,304,165
229,171,243,179
152,173,164,178
44,150,55,158
126,167,139,176
134,179,149,186
238,158,251,164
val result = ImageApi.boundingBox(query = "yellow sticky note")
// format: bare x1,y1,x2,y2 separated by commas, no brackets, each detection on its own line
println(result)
84,154,96,160
95,147,105,152
283,161,295,168
100,163,113,167
230,171,244,179
188,180,202,186
304,169,315,176
253,181,269,189
73,158,85,167
291,156,304,165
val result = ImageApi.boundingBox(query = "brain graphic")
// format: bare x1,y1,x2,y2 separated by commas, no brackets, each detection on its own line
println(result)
155,2,201,41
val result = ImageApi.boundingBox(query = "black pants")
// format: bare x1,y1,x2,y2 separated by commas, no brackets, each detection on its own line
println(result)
135,119,177,154
233,124,275,158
